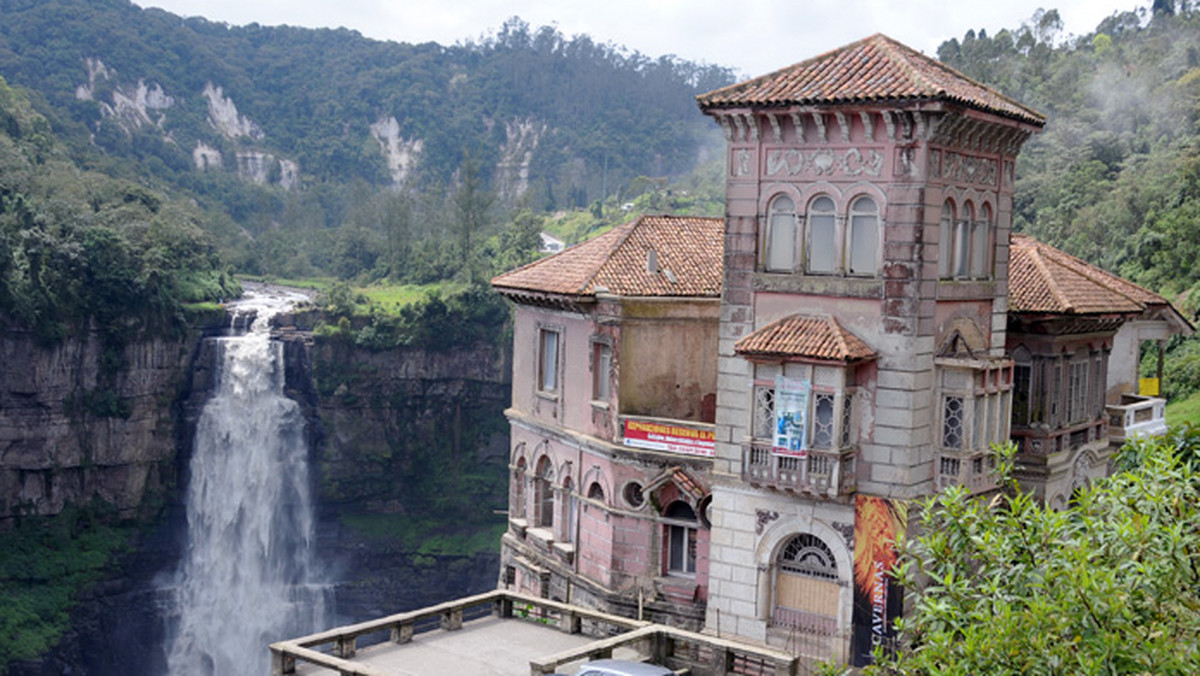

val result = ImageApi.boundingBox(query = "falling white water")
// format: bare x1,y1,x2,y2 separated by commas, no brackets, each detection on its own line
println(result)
166,286,327,676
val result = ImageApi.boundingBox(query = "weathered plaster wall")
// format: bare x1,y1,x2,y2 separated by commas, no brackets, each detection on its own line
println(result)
618,299,720,423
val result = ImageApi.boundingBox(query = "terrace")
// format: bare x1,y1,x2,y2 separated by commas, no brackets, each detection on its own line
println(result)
270,590,801,676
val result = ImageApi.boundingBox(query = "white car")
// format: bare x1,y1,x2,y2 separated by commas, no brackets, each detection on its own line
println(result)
575,659,675,676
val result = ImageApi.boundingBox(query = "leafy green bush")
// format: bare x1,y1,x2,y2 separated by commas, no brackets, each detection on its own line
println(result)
870,440,1200,674
0,504,135,669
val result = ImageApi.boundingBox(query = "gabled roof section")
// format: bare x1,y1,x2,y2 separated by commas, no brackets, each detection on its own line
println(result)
735,314,876,363
1009,234,1165,316
490,215,724,300
697,33,1045,127
645,467,708,503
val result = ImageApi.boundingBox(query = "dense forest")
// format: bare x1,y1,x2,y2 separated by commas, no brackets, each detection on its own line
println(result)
0,0,733,283
936,2,1200,400
3,0,1200,386
0,75,236,347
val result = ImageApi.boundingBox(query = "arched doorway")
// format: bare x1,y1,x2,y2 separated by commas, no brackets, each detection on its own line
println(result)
772,533,840,635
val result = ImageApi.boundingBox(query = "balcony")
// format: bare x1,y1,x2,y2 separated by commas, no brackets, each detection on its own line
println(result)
934,452,997,493
742,442,856,498
1107,394,1168,445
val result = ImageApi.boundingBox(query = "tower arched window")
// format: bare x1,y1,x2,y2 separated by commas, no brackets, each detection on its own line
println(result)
954,201,975,279
806,195,837,274
938,201,955,279
847,196,879,276
765,194,797,272
971,203,992,279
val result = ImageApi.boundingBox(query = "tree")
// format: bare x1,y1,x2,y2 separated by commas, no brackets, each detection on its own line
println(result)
451,151,495,283
869,440,1200,675
496,206,543,272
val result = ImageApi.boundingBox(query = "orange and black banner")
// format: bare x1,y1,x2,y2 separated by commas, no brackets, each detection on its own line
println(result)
851,494,907,666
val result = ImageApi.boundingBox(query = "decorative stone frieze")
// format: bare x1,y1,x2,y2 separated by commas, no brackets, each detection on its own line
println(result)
763,147,884,178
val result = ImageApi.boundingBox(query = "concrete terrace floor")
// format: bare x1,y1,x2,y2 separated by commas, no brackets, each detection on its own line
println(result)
291,615,645,676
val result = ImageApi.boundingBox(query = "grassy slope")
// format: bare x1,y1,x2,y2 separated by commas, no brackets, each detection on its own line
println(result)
1167,392,1200,426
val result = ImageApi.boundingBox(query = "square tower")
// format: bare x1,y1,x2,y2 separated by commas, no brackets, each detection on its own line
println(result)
695,34,1044,661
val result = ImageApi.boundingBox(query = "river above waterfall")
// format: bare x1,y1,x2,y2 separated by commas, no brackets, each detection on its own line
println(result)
164,285,328,675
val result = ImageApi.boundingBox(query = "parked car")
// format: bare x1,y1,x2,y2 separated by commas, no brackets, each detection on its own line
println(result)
575,659,675,676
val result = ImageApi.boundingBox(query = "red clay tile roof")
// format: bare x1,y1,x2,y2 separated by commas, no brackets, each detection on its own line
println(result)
646,467,708,502
1009,234,1165,315
735,314,876,363
697,34,1045,127
490,215,724,299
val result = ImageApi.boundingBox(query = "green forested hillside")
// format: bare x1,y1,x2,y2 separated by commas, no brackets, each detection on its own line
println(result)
0,75,236,346
0,0,733,281
939,4,1200,402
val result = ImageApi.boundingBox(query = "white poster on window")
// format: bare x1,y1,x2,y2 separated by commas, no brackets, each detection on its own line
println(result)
773,376,810,457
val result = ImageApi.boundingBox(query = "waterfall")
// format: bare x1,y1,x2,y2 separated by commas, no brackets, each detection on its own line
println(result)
166,287,327,675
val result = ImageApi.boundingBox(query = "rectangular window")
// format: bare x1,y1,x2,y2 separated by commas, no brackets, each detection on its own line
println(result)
1068,360,1089,423
668,524,697,574
841,394,853,448
1012,364,1031,425
753,384,776,439
538,329,559,392
953,221,970,278
942,396,965,449
592,342,612,400
766,213,796,271
847,214,878,275
812,393,835,449
1049,363,1061,426
808,214,837,273
970,222,989,278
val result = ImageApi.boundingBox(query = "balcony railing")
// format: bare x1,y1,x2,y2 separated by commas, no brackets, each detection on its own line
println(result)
269,589,800,676
742,442,856,497
1106,394,1168,445
935,452,997,493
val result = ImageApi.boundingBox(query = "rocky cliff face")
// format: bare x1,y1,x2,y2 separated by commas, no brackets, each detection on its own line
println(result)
0,316,222,525
276,315,511,514
2,310,513,675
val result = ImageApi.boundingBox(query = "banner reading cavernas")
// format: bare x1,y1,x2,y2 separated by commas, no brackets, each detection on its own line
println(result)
851,494,908,666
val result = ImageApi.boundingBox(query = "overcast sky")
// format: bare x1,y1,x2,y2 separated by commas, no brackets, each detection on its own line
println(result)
135,0,1149,78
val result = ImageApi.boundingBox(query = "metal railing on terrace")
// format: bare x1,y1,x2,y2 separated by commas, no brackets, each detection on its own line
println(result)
269,589,802,676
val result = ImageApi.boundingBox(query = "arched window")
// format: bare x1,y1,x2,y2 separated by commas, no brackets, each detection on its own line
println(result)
765,194,797,272
847,196,878,275
806,195,837,273
534,456,554,529
971,203,992,278
587,482,605,501
772,533,839,634
954,201,975,279
663,501,698,575
512,457,527,519
938,201,955,279
561,476,575,543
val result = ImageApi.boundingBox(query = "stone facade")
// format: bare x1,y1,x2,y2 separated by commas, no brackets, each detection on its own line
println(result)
489,35,1192,666
492,216,726,629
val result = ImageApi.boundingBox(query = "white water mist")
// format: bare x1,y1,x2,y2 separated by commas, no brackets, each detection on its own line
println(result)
166,288,327,675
